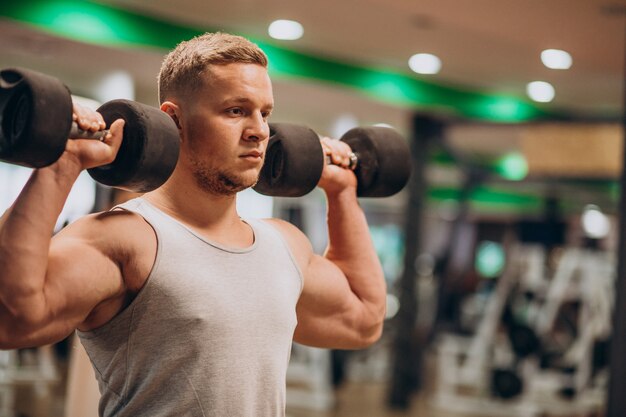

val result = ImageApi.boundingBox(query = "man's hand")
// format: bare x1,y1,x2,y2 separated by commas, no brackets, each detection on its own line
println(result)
317,137,358,195
62,103,125,171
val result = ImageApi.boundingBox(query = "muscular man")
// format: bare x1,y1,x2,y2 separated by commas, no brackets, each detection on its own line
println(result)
0,32,386,416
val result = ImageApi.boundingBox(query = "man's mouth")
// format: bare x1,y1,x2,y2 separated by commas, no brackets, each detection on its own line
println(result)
240,150,264,160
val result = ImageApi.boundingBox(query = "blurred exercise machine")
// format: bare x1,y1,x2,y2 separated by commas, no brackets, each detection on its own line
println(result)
433,244,612,417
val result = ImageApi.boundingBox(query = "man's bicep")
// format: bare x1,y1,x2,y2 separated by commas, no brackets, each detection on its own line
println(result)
1,299,77,349
48,236,123,314
301,254,353,312
293,254,363,347
266,218,376,347
11,234,123,346
1,235,122,349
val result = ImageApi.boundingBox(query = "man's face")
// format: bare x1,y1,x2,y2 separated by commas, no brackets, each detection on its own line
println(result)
178,63,274,195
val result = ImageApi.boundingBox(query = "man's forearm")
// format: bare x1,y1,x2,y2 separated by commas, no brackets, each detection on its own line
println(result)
0,158,81,317
324,189,386,317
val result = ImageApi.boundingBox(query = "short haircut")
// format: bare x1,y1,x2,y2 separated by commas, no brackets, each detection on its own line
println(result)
158,32,268,103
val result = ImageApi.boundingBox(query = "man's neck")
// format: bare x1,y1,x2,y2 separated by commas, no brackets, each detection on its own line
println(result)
143,172,254,248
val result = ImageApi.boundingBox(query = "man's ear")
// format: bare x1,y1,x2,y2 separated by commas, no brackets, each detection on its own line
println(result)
161,101,182,130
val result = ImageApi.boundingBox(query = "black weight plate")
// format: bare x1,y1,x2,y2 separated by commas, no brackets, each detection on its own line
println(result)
88,99,180,193
507,323,541,359
0,67,72,168
254,123,324,197
491,368,523,399
340,126,411,197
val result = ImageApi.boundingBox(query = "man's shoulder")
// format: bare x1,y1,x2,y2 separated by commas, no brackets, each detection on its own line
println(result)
54,209,157,261
262,218,304,239
63,209,151,237
262,218,313,266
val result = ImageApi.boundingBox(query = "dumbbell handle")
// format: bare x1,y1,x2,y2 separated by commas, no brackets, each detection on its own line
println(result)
69,122,109,141
324,151,358,170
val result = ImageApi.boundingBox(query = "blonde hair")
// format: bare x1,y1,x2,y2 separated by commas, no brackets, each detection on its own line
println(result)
158,32,268,103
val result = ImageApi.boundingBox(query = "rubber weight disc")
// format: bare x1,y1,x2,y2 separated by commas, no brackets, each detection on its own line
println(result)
0,67,72,168
88,99,180,193
491,368,523,399
507,323,541,359
340,126,411,197
254,123,324,197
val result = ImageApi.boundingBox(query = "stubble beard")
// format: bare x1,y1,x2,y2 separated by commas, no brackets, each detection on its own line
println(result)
190,158,260,196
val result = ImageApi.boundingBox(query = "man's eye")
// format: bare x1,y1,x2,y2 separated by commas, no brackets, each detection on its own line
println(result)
227,108,244,116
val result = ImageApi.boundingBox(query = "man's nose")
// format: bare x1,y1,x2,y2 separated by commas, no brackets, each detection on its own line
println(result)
244,113,269,142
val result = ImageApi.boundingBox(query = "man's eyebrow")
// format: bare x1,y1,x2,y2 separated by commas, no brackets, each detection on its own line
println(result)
223,97,253,104
222,97,274,109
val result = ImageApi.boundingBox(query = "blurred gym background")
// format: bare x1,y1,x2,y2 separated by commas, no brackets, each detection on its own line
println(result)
0,1,624,416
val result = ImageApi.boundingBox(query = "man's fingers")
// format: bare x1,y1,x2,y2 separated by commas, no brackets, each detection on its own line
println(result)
322,139,352,168
105,119,125,149
72,103,106,132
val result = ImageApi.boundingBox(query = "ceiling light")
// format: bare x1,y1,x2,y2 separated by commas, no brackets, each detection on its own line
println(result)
526,81,555,103
475,241,506,278
541,49,572,70
408,53,441,75
582,204,610,239
268,20,303,40
496,152,528,181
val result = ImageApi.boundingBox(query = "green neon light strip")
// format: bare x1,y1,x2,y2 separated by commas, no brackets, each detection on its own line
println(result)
1,0,202,49
429,186,542,208
257,42,551,121
0,0,555,122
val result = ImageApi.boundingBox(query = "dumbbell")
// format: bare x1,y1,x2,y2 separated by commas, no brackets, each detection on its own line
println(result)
0,67,179,192
254,123,411,197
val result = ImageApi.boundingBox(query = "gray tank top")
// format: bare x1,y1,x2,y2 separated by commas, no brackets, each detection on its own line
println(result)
78,198,303,417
